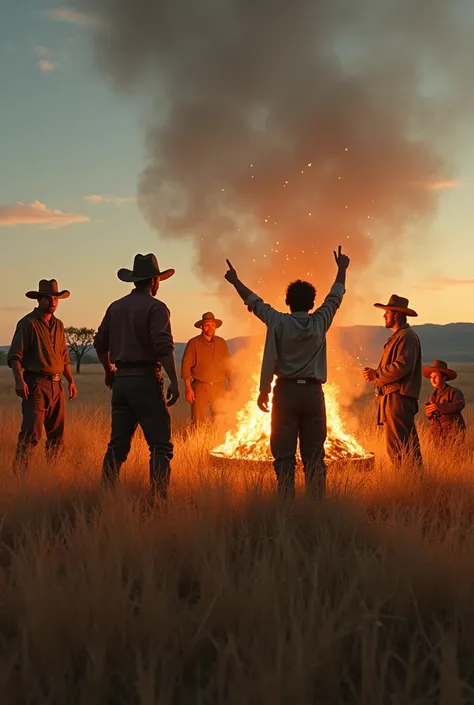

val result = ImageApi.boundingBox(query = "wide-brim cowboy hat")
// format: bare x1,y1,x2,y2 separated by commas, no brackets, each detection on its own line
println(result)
194,311,223,329
423,359,457,381
374,294,418,317
117,253,175,283
26,279,70,300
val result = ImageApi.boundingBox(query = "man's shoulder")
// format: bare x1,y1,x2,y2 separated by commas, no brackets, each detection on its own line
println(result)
15,310,36,328
186,335,201,345
214,334,229,344
398,326,420,342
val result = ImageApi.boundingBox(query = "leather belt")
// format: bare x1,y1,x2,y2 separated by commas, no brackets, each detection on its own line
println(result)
25,371,62,382
276,377,321,385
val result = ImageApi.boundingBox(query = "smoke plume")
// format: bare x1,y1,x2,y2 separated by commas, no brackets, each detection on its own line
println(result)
79,0,473,311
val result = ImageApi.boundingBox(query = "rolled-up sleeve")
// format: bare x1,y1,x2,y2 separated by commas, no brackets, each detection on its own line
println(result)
245,292,281,328
312,283,345,334
149,303,174,361
181,340,195,380
94,309,110,355
7,319,30,367
61,325,71,365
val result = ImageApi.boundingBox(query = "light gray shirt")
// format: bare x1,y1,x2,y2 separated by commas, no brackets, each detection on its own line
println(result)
245,283,346,393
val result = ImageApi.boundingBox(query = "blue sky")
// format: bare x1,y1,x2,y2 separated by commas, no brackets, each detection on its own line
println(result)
1,1,474,345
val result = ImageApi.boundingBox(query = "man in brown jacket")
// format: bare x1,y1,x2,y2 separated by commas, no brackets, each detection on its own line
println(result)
181,312,232,425
7,279,78,472
363,294,423,466
94,253,180,499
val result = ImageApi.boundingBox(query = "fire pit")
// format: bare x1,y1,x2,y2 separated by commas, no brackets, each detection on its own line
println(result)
209,450,375,473
210,376,374,473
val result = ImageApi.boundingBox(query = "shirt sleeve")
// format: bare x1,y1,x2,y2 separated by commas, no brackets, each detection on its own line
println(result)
93,308,111,355
436,387,465,415
311,283,345,334
222,340,232,383
7,318,31,367
245,292,282,328
149,302,174,361
181,340,195,380
375,334,419,385
61,323,71,365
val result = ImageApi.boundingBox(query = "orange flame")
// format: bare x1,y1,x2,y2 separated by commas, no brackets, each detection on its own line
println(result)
212,363,368,462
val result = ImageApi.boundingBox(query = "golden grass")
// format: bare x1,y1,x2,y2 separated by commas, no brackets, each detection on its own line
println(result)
1,366,474,703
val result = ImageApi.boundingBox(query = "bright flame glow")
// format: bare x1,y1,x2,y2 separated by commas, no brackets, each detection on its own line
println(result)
212,362,368,462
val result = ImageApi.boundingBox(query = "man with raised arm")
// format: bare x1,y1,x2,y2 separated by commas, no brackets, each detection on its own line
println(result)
224,247,349,498
94,253,180,500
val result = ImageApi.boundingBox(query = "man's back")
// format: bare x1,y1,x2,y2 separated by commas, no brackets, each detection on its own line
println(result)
95,290,174,365
245,283,345,392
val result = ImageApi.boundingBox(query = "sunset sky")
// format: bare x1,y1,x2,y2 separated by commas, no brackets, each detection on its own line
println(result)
2,1,474,346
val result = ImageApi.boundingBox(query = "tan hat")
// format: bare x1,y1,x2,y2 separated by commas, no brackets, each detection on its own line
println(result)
423,359,457,381
117,253,174,283
194,312,222,329
26,279,70,300
374,294,417,317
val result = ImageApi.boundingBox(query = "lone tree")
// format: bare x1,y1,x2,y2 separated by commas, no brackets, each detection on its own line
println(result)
65,327,96,374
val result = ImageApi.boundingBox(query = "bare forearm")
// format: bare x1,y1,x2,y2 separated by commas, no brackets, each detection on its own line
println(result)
232,277,253,303
63,364,75,385
335,266,346,288
161,353,179,385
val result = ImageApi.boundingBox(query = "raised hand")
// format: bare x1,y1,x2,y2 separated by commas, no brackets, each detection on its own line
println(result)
224,259,239,285
334,245,350,270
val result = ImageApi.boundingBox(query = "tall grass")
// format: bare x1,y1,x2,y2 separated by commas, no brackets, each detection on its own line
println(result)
0,369,474,703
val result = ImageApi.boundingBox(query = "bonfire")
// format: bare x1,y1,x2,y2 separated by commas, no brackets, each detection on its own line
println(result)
211,363,371,465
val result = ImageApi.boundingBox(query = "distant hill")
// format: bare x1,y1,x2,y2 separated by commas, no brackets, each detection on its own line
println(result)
1,325,473,365
334,323,474,363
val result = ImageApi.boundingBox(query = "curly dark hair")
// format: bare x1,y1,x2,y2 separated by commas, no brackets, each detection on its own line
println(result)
285,279,316,313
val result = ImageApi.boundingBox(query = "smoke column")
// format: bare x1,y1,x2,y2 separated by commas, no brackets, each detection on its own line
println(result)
79,0,473,311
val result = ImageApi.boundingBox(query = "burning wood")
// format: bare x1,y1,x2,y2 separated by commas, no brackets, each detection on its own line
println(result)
211,367,371,463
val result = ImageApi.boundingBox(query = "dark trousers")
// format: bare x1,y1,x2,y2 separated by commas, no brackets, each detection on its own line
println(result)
191,381,227,425
14,377,65,473
102,375,173,498
382,393,423,467
270,379,327,498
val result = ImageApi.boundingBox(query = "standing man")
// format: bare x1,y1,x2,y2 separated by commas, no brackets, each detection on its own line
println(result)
7,279,78,473
224,247,349,498
181,312,232,426
363,294,423,467
94,253,179,500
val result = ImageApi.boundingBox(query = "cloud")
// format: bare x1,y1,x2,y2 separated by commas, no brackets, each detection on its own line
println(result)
0,202,90,229
32,45,56,72
416,277,474,291
46,8,98,27
84,194,134,205
38,59,55,72
426,179,460,191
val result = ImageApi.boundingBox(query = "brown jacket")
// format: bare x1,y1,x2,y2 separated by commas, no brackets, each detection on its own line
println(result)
375,324,422,399
425,384,466,433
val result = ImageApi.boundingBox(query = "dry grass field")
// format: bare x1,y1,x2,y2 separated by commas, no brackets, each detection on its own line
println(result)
1,364,474,704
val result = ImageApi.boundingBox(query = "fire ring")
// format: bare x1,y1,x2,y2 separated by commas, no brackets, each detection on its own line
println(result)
209,451,375,473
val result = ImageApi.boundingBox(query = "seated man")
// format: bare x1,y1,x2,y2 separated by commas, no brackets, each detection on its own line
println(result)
224,247,349,498
423,360,466,441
